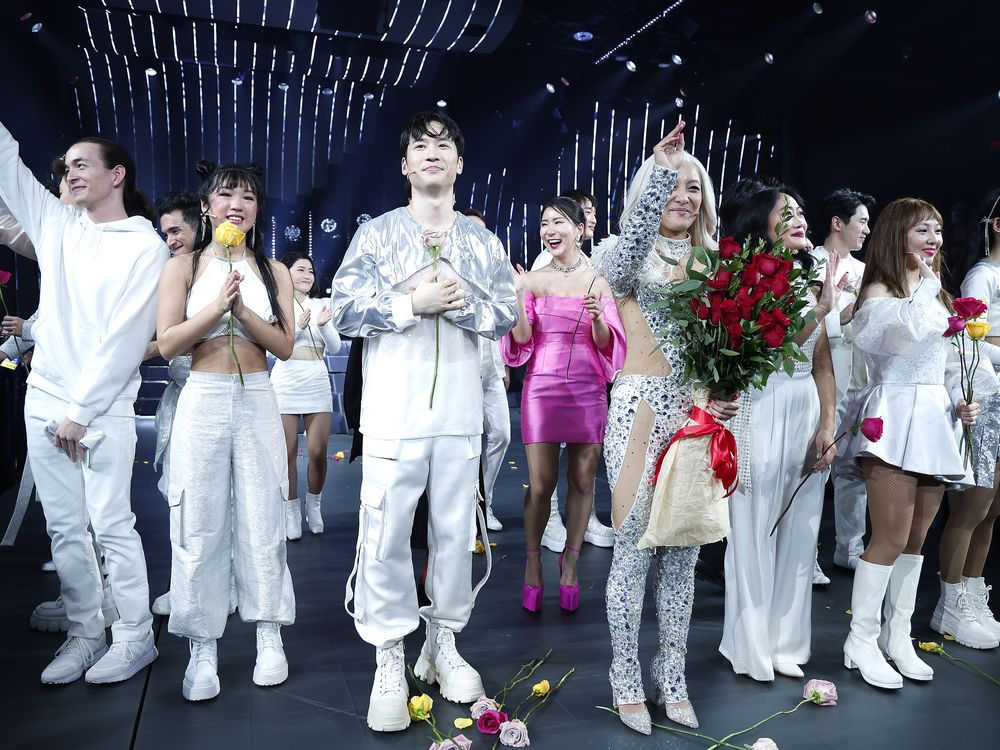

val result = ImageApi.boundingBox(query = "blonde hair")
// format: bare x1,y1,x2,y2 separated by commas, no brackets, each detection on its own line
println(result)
619,153,718,250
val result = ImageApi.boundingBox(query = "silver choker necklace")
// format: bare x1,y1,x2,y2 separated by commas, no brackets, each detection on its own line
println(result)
551,256,585,274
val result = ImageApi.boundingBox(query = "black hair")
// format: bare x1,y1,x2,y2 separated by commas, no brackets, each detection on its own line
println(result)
72,136,156,223
541,196,586,228
155,190,201,231
191,160,287,330
399,111,465,159
41,180,61,199
723,177,814,273
50,155,66,179
461,207,485,221
560,188,596,208
821,188,876,235
279,250,318,297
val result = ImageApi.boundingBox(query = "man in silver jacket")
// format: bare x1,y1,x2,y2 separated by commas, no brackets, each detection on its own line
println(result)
332,111,517,733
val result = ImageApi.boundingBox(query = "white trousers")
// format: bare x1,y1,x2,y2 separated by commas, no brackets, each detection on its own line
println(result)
481,374,511,511
721,372,824,680
167,372,295,641
25,386,152,641
832,385,868,558
347,434,483,649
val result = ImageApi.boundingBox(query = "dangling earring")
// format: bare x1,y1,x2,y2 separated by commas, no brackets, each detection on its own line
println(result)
247,224,256,248
200,212,210,241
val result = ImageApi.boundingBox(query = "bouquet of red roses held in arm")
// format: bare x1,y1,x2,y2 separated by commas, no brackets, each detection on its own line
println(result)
638,215,819,549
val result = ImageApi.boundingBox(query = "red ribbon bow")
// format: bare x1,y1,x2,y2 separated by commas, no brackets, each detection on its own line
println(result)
654,406,739,497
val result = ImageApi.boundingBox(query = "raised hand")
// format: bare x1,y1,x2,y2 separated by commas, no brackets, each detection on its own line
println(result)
583,292,604,321
316,305,332,326
653,121,686,171
216,270,242,316
297,307,312,329
513,263,528,295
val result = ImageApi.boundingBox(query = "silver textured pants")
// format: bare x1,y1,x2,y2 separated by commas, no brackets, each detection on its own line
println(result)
346,435,483,649
167,372,295,641
604,375,697,706
25,386,152,641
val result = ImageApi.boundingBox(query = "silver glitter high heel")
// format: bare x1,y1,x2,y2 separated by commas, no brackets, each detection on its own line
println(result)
651,685,699,728
616,704,652,735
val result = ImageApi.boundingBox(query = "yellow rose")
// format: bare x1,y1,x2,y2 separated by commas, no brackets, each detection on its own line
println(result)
918,641,944,654
334,451,346,461
474,540,485,554
408,694,433,721
532,679,550,697
215,220,246,248
454,717,473,730
966,320,992,340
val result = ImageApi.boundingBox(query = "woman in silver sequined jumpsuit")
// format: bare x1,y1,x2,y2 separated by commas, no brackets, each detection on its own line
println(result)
595,124,737,735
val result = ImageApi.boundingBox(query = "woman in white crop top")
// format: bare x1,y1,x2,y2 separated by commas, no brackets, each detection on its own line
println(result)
156,161,296,702
272,251,342,540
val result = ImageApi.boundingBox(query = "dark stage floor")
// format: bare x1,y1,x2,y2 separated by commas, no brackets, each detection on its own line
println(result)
2,410,998,750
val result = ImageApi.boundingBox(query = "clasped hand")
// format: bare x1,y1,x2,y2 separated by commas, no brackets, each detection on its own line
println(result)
411,270,467,315
217,270,244,317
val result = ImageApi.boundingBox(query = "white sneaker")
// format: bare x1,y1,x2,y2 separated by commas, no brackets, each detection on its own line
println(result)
41,635,108,684
486,507,503,532
152,591,171,616
833,548,860,571
965,577,1000,640
31,585,119,632
304,491,324,534
253,622,288,686
285,499,302,541
584,510,615,548
415,622,484,703
183,639,220,701
368,641,410,732
813,555,831,587
541,505,566,554
85,632,158,683
931,579,1000,649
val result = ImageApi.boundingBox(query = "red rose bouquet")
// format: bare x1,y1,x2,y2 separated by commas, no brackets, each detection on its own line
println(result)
638,228,819,548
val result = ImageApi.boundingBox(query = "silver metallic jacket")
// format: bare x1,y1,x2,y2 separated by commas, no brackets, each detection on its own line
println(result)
331,207,517,341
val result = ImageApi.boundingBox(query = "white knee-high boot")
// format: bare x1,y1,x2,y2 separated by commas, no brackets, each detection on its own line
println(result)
877,554,933,680
843,559,903,689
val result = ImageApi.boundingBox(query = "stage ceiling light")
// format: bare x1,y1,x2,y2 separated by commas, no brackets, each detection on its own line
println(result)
658,62,671,69
865,10,877,23
813,3,823,14
764,52,775,64
321,87,333,95
545,83,556,94
145,68,157,77
671,54,683,65
625,60,637,72
675,97,684,107
560,77,570,86
437,99,447,107
573,31,593,42
363,92,374,100
278,82,289,91
31,22,43,32
19,12,32,21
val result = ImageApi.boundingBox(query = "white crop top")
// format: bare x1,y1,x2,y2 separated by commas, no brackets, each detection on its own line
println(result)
186,253,275,343
292,296,342,354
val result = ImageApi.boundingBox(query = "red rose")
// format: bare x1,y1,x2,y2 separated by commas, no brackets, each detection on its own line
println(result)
477,710,508,735
762,325,786,348
774,258,794,278
753,254,781,277
759,275,791,298
953,297,988,319
0,269,11,286
711,298,740,326
944,315,967,337
690,298,711,320
719,236,742,259
706,270,734,291
741,267,762,287
860,417,883,442
755,310,774,328
735,286,755,319
726,322,744,347
750,285,767,304
772,308,791,327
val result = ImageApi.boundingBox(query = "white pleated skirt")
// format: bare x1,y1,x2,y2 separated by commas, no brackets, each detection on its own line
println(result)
271,358,334,414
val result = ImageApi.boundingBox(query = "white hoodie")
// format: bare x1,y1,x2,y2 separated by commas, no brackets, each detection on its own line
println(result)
0,121,168,426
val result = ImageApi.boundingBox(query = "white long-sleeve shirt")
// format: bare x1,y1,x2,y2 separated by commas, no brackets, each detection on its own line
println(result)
0,121,168,426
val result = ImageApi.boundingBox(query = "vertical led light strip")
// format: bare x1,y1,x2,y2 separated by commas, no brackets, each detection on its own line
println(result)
393,49,412,86
381,0,403,41
494,167,507,230
427,0,455,48
590,102,599,197
448,0,480,51
103,54,121,138
705,129,715,173
279,81,289,202
736,134,747,181
691,103,700,156
641,102,650,166
179,65,190,177
607,108,616,237
287,0,296,30
271,215,277,258
718,118,732,201
310,85,321,183
306,36,317,76
213,23,222,163
342,81,356,155
522,202,528,266
264,71,275,176
623,115,633,188
556,147,562,195
403,0,430,46
326,81,340,162
83,47,100,136
469,0,505,53
192,24,206,161
296,74,307,188
358,94,369,144
507,198,516,258
753,135,762,174
413,51,429,85
573,130,580,188
469,181,477,207
308,211,313,258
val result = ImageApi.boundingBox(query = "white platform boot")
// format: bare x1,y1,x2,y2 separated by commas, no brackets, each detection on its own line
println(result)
304,491,324,534
415,621,484,703
843,559,903,689
877,554,933,680
930,577,1000,649
367,641,410,732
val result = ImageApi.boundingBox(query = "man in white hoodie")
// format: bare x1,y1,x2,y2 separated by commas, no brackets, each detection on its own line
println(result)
0,121,167,685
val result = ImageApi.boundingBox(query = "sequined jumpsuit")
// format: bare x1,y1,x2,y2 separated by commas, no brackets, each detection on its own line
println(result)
595,165,699,706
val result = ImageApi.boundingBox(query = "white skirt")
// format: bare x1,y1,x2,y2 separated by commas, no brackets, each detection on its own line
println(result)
836,382,973,489
271,358,334,414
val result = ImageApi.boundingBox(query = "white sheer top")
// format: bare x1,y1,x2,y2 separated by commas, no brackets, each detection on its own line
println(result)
186,253,274,342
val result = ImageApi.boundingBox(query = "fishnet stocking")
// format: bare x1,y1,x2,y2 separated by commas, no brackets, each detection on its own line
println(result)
861,458,945,565
939,462,1000,582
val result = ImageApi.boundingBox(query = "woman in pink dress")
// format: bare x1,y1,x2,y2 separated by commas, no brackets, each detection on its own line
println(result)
503,197,625,613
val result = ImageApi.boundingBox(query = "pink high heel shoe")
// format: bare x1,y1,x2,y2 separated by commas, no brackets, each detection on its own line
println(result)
523,548,543,612
558,545,580,612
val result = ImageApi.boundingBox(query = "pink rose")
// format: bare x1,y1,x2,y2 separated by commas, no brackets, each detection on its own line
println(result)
477,709,508,735
0,269,11,285
431,735,473,750
469,695,500,720
499,719,531,747
751,739,779,750
803,678,838,706
944,315,968,337
860,417,883,443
